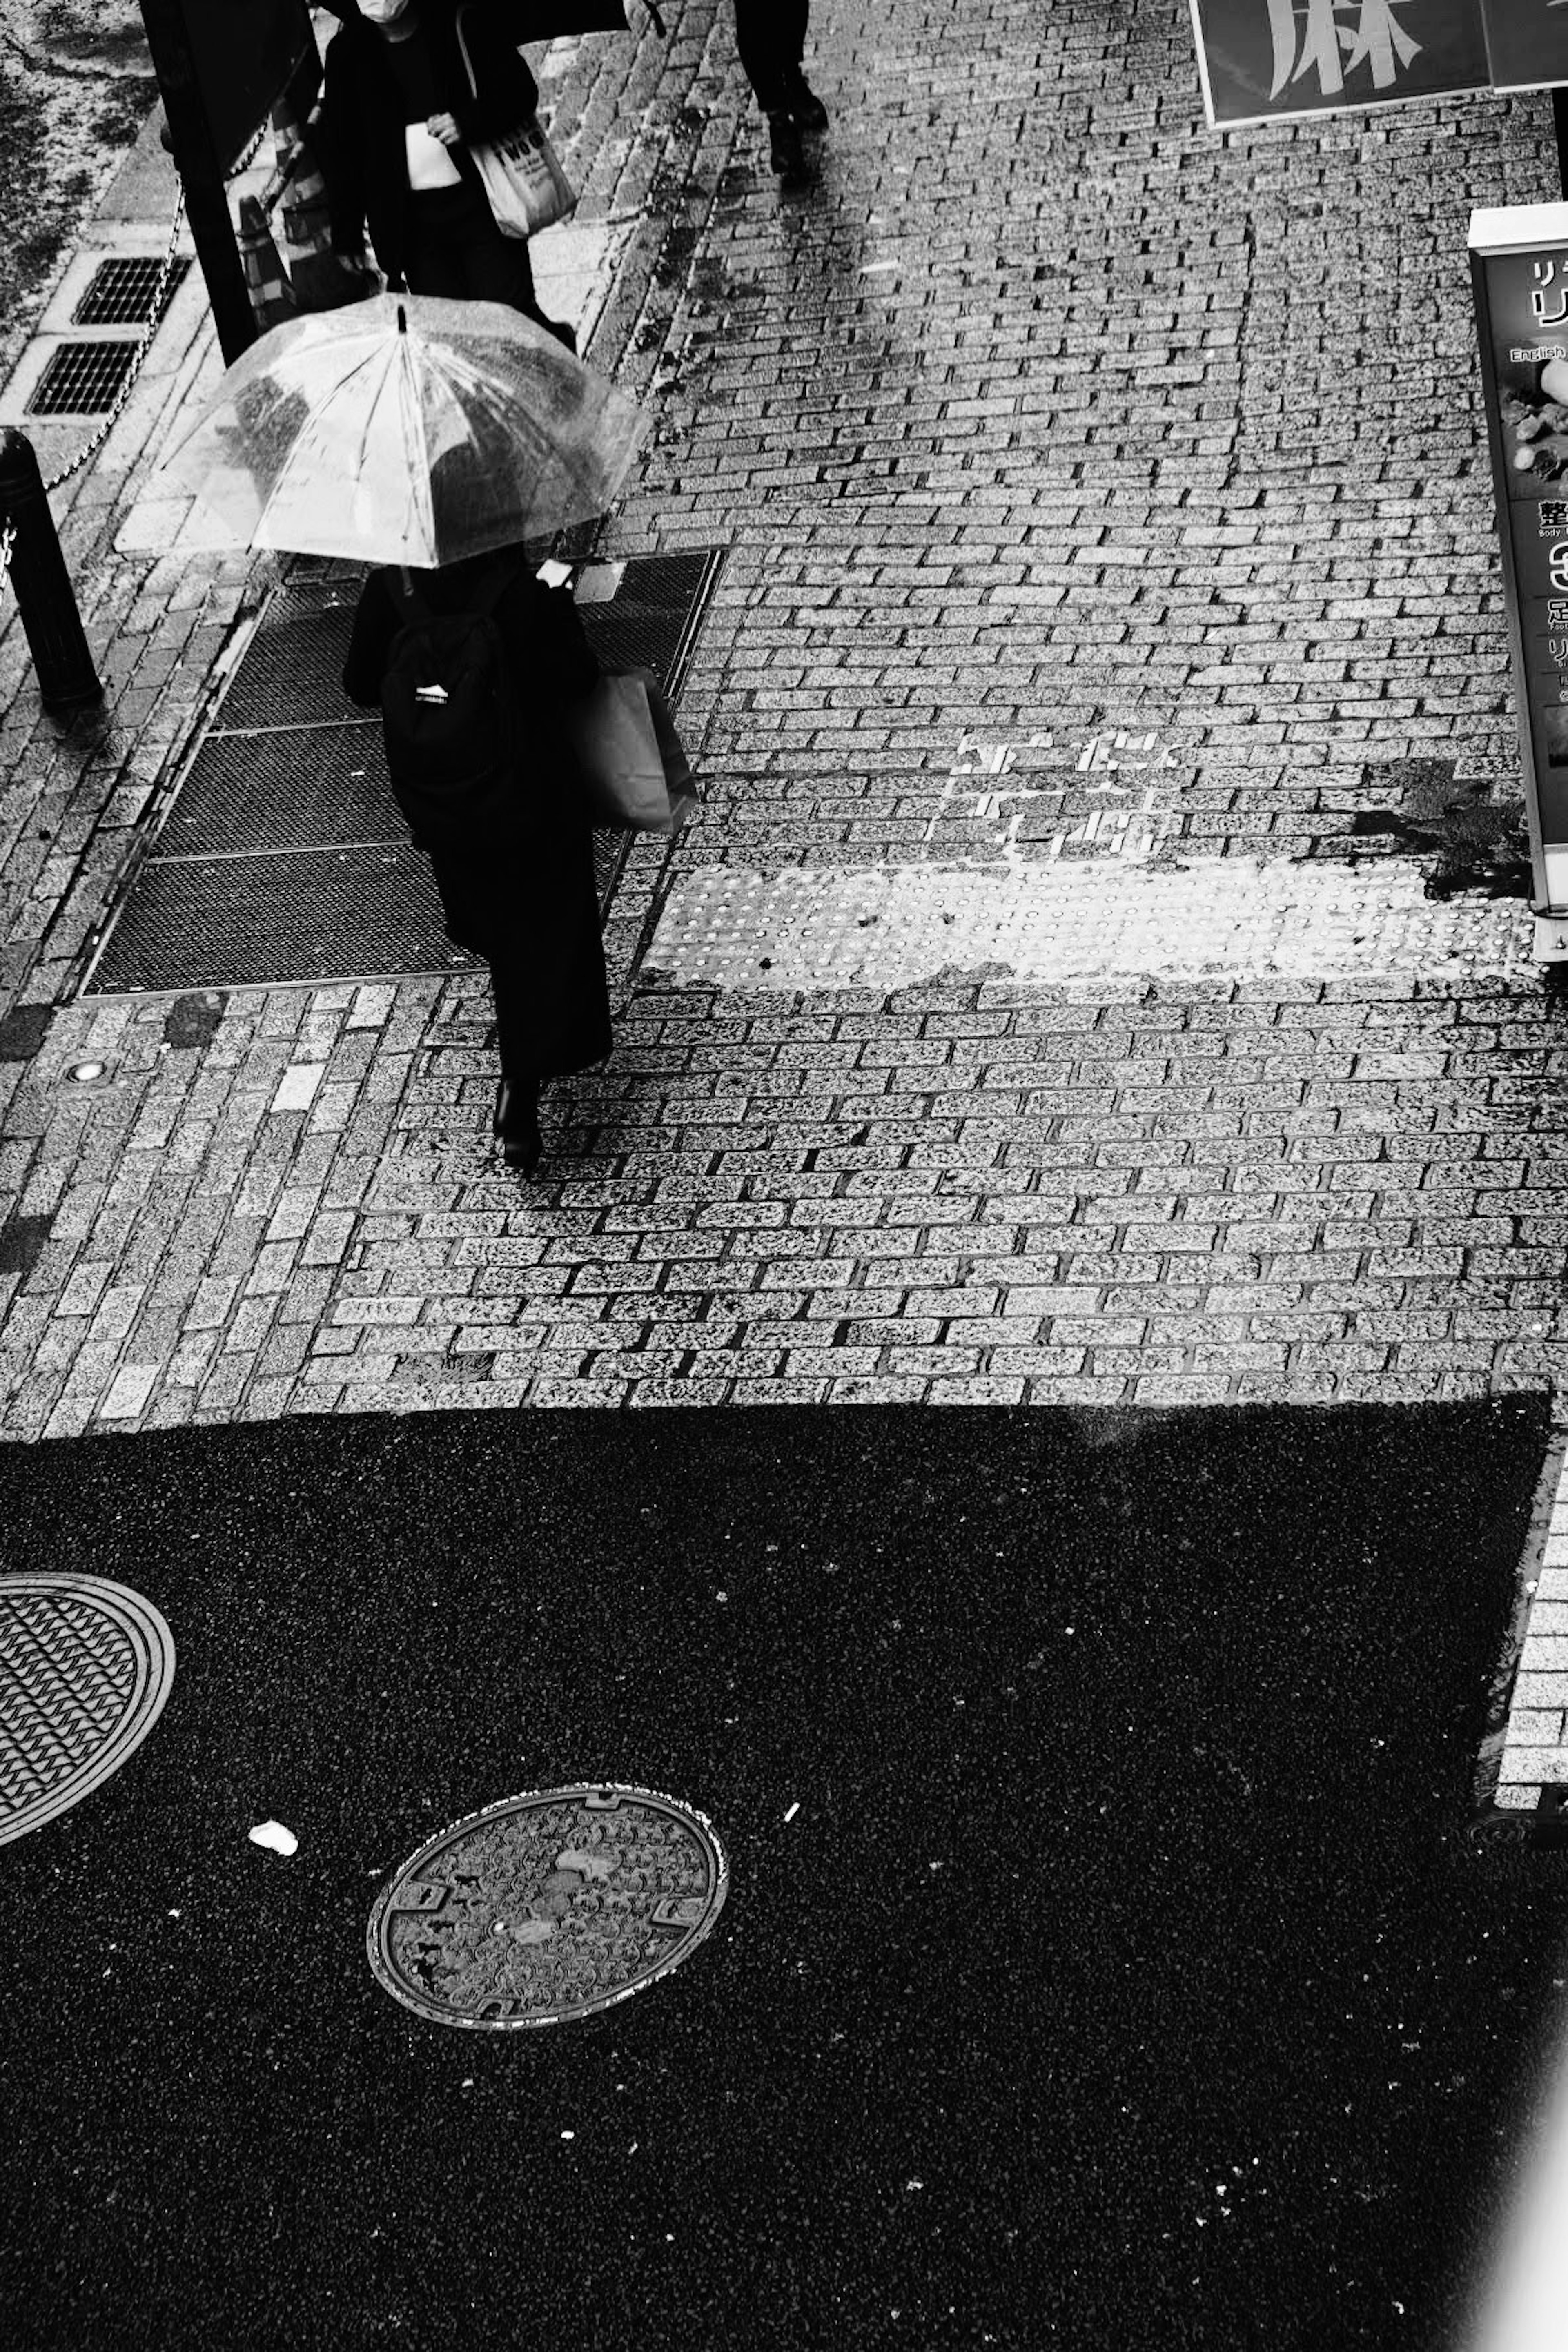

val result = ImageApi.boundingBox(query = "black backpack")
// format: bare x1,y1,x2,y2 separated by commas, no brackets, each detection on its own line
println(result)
379,564,526,853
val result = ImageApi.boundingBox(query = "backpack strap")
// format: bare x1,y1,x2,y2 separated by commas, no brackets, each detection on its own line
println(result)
454,6,479,104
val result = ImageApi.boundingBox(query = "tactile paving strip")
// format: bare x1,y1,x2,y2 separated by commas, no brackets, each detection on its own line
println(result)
0,1576,176,1844
644,857,1537,991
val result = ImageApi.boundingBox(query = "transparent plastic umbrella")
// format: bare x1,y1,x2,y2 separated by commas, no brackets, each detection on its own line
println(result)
152,292,647,567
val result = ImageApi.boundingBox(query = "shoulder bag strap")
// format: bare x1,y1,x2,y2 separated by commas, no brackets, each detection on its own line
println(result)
454,6,480,102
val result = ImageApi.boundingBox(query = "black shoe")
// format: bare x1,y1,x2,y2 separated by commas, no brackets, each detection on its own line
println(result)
494,1078,543,1175
502,1120,543,1177
784,69,829,131
766,110,809,187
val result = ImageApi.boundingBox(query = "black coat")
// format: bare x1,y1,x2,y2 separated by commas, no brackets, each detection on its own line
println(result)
322,4,541,285
344,551,612,1079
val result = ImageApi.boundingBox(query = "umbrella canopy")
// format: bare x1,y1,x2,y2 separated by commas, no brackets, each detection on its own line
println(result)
153,292,646,568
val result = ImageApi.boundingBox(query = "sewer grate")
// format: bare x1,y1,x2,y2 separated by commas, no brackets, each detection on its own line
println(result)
0,1576,176,1845
82,549,723,997
26,340,138,417
73,255,190,328
368,1781,728,2029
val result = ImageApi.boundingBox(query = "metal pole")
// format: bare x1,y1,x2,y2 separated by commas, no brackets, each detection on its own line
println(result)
0,431,101,713
136,0,256,368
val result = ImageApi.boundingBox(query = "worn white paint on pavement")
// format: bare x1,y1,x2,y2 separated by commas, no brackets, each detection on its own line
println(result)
644,858,1535,989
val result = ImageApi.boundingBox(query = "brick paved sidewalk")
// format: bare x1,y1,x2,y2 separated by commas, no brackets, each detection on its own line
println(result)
6,3,1568,1800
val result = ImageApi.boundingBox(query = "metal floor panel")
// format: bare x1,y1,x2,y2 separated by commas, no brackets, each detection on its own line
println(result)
159,724,395,856
209,588,361,733
89,847,479,994
82,548,725,999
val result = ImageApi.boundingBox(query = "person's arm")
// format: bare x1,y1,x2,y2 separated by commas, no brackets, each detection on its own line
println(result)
321,33,370,262
342,573,400,707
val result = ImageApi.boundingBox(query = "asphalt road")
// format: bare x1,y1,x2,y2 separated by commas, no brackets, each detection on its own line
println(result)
2,1396,1566,2350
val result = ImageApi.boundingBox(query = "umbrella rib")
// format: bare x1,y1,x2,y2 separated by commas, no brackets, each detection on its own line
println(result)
263,339,394,520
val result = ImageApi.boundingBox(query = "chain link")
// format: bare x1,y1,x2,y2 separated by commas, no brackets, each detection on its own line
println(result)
0,109,276,590
225,118,271,184
42,180,191,496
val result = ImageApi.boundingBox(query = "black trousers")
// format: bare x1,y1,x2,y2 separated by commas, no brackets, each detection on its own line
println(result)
401,184,544,318
733,0,809,112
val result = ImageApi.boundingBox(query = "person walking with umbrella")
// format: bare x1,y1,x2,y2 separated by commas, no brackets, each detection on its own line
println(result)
149,294,649,1172
319,0,577,350
342,492,611,1175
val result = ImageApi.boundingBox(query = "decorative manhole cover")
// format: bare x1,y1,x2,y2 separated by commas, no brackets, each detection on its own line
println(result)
0,1575,176,1844
368,1781,728,2029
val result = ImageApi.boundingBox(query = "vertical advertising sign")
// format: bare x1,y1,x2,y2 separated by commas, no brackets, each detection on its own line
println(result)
1469,203,1568,921
1188,0,1490,127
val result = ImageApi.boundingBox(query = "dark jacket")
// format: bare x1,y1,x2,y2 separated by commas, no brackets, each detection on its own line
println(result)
323,3,540,284
344,550,612,1078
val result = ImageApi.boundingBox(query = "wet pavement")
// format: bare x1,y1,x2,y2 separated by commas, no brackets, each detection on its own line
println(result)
2,1396,1566,2349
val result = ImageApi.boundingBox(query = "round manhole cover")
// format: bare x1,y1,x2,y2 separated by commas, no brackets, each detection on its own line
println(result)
0,1574,176,1844
368,1781,728,2029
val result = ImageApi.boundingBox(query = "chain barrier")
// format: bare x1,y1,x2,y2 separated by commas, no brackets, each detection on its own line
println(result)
35,106,272,502
0,109,278,610
40,180,189,497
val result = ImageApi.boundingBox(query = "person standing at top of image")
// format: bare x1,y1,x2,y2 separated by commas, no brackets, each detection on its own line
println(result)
319,0,576,350
732,0,828,189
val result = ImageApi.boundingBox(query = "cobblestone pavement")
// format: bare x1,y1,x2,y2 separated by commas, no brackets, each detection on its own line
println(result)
5,6,1568,1786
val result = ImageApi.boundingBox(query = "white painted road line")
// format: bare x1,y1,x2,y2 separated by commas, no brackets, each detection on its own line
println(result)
644,859,1535,989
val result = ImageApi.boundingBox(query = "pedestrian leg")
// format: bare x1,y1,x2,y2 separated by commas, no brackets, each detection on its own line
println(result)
457,202,577,352
488,953,545,1174
733,0,818,185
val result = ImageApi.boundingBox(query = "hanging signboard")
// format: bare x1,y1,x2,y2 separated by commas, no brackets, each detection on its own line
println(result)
1468,202,1568,927
1188,0,1491,127
1479,0,1568,93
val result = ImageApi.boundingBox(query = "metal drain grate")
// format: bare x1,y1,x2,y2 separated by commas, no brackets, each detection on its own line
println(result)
89,845,479,994
208,586,364,734
159,723,394,856
27,340,138,417
73,255,190,328
83,548,724,996
577,548,724,705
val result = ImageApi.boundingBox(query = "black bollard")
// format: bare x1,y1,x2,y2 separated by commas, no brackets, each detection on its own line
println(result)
0,429,101,712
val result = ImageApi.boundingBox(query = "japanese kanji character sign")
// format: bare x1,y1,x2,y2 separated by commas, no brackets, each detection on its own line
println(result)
1189,0,1489,126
